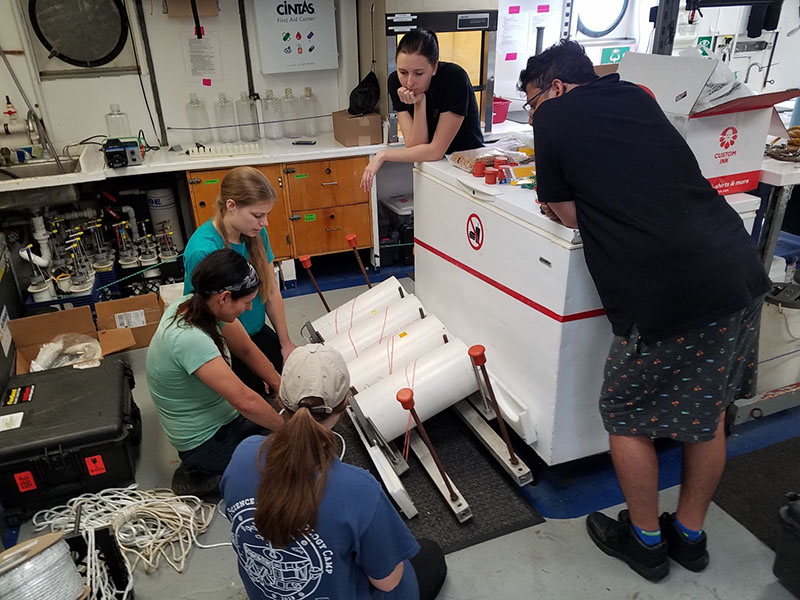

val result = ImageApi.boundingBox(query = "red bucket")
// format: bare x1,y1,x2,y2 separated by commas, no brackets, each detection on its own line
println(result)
492,97,512,124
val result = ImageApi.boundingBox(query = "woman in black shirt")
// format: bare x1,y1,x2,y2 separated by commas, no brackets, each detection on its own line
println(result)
360,28,484,192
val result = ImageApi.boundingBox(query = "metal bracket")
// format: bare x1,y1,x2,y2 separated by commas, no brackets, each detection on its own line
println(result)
453,400,534,487
347,408,418,519
409,430,472,523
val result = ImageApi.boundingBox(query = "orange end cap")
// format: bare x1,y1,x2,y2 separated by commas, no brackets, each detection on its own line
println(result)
299,255,311,268
396,388,415,410
468,344,487,366
345,233,357,248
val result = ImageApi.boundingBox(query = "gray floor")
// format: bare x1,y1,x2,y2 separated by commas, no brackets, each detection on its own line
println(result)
18,279,796,599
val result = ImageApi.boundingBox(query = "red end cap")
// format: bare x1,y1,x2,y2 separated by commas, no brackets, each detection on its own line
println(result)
468,344,487,366
397,388,415,410
345,233,357,248
300,255,312,268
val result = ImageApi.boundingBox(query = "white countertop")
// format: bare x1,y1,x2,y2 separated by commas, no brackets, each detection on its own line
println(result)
0,120,532,196
760,156,800,187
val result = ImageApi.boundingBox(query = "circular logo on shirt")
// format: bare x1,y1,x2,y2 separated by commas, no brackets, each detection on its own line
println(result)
230,504,333,600
719,127,738,149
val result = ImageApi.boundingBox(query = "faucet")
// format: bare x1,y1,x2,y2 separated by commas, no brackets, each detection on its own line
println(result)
744,62,764,84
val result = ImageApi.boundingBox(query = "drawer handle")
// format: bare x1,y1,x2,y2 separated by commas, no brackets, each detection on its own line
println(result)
321,181,339,186
325,227,341,232
289,215,301,221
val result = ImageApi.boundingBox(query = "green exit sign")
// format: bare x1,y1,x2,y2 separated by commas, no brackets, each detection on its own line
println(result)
600,46,630,65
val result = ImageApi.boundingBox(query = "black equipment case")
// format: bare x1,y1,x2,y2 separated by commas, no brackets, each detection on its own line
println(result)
774,493,800,598
0,358,141,524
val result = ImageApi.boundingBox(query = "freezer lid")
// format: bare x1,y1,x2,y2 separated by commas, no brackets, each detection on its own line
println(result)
416,160,583,245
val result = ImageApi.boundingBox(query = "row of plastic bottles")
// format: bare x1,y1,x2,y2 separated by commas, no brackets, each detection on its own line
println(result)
186,87,320,145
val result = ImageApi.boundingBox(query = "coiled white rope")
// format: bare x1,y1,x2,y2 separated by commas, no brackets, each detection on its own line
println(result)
0,537,84,600
31,484,229,597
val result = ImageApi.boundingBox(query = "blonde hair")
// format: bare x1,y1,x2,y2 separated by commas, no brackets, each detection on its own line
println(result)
216,167,277,301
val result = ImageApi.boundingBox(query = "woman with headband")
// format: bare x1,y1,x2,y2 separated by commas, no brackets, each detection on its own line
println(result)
147,249,284,496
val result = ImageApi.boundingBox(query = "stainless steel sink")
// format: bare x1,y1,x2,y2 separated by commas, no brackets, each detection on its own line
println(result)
0,157,80,179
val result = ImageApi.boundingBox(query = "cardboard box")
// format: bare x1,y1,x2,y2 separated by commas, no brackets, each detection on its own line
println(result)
332,110,382,147
7,294,164,374
95,294,165,351
618,52,800,195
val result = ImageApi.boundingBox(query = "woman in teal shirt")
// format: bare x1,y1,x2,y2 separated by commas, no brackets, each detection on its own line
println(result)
184,167,295,393
148,249,284,494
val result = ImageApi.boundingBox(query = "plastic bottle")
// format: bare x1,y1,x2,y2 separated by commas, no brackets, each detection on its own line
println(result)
281,88,301,139
214,92,238,143
235,92,261,142
300,86,320,137
105,104,131,139
262,89,284,140
186,93,212,144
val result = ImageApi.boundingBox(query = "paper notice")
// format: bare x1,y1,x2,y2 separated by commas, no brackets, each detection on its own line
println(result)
182,32,222,81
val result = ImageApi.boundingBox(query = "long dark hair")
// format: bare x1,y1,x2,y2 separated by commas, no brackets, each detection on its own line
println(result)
216,166,277,302
254,397,346,547
173,249,258,357
397,28,439,64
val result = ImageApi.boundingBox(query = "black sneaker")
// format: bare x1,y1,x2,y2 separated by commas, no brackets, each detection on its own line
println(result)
586,510,669,582
171,463,222,499
660,512,709,572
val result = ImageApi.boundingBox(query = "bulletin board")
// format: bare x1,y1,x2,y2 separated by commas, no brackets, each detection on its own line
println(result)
254,0,339,74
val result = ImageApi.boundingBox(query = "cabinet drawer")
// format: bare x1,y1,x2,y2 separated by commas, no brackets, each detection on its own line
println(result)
291,204,372,256
285,156,369,211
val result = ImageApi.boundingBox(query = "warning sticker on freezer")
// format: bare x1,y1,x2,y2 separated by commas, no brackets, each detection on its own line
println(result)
85,455,107,476
5,385,34,406
14,470,36,492
467,213,484,250
0,305,10,357
114,309,146,329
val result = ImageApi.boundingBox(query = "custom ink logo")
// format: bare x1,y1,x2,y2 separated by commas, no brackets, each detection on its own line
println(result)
715,126,738,164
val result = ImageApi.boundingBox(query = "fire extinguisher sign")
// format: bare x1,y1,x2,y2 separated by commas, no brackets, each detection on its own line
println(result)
466,213,484,251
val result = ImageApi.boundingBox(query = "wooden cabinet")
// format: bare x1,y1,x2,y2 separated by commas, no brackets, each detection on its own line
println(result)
187,156,373,260
187,165,292,260
284,156,372,256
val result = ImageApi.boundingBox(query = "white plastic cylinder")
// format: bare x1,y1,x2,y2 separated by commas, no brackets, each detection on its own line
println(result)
310,276,405,341
146,189,185,250
356,339,479,442
324,295,424,362
347,315,448,393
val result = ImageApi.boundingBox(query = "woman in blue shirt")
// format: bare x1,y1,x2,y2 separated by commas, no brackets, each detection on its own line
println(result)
221,344,447,600
184,167,296,393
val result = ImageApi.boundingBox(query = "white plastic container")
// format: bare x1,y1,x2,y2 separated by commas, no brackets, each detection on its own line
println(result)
281,88,301,139
214,93,238,143
301,86,320,137
262,89,283,140
147,188,185,250
235,92,261,142
105,104,131,138
186,93,212,145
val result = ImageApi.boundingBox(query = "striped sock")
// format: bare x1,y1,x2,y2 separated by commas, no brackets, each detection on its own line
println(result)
674,517,703,541
632,523,662,546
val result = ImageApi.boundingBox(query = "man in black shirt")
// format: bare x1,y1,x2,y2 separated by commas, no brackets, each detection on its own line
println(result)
519,41,770,582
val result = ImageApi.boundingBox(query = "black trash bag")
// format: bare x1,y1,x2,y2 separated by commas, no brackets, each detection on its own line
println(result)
348,71,380,115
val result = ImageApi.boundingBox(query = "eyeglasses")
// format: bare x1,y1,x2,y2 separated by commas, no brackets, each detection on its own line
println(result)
523,82,553,116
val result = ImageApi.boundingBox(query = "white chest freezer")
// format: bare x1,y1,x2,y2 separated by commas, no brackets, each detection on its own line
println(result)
412,159,759,465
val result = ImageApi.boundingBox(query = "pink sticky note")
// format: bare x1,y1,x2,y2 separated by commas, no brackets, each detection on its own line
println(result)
505,52,518,61
508,6,520,14
202,78,212,86
537,4,550,12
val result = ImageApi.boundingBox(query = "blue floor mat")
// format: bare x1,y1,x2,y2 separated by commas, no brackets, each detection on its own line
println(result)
524,404,800,519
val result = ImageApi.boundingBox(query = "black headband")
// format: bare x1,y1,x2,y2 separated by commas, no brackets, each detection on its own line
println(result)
198,262,260,296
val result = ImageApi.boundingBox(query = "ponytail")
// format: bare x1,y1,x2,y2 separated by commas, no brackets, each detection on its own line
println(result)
254,406,338,547
173,296,228,359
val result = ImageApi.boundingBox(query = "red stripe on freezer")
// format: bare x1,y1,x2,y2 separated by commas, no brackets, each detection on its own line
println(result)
414,237,606,323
